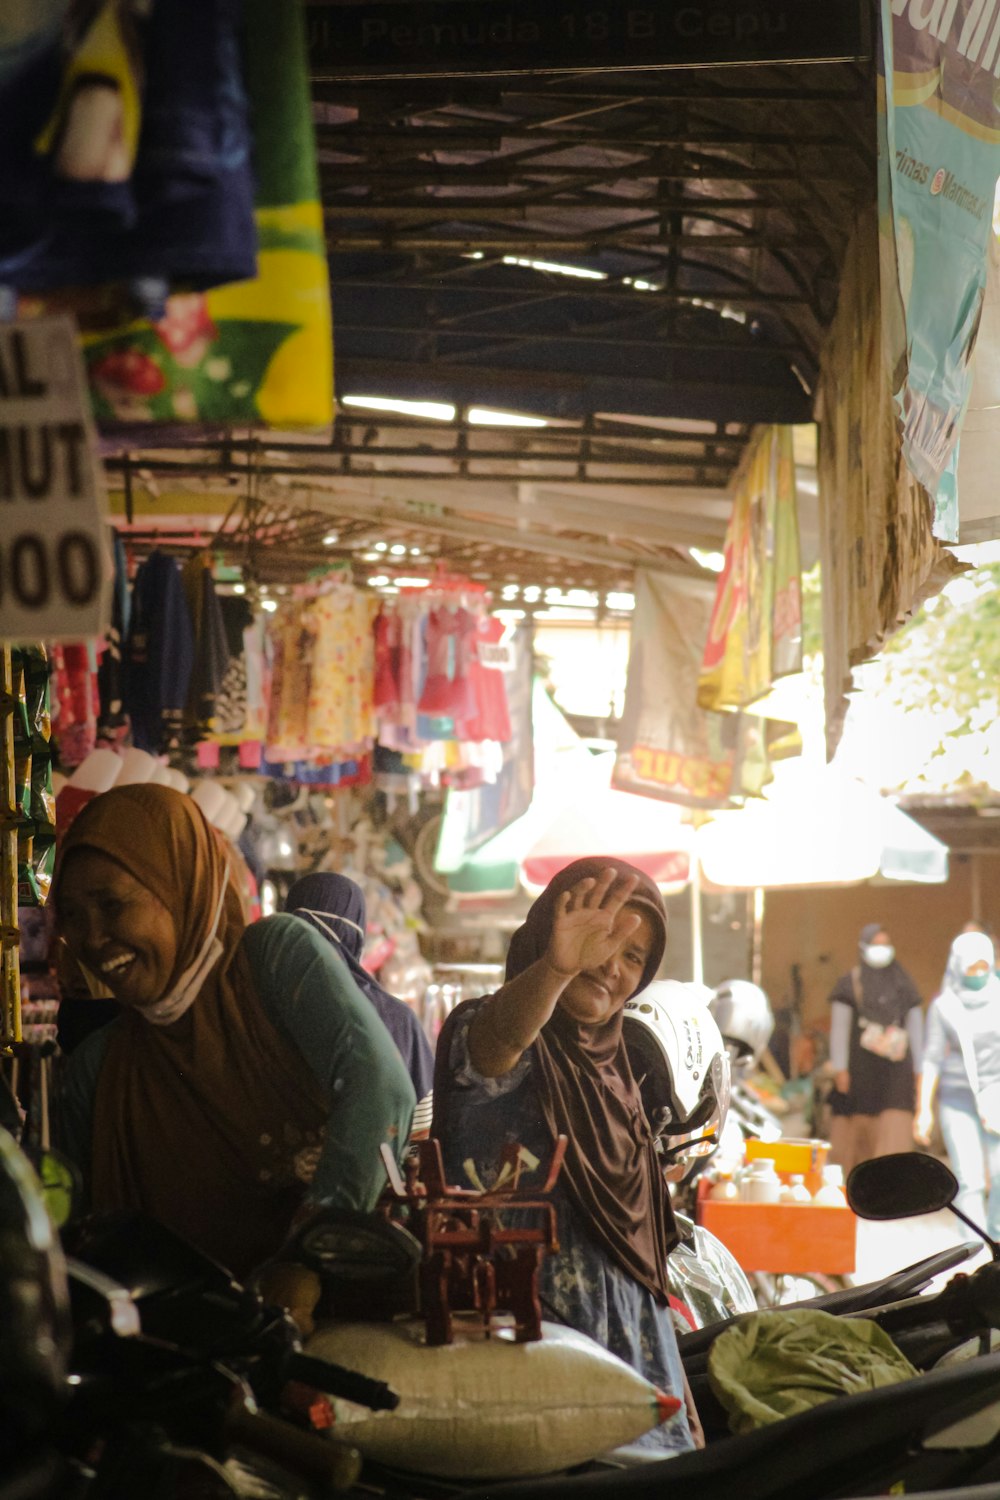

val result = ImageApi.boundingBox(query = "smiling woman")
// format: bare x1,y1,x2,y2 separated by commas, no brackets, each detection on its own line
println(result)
431,858,700,1454
57,853,179,1009
53,785,415,1325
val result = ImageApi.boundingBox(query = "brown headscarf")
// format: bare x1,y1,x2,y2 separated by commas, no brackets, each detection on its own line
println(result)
55,785,329,1277
433,857,677,1302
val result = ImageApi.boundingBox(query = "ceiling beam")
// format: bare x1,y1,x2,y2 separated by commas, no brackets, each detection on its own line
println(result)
104,454,735,489
324,225,827,252
273,483,700,575
314,123,867,152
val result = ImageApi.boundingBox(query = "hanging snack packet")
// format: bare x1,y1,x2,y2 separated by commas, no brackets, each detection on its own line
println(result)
32,837,56,906
14,751,32,821
30,758,56,836
10,658,31,747
24,649,52,751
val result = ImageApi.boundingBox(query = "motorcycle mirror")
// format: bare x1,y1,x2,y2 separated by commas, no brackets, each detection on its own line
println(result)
847,1152,959,1220
848,1152,1000,1260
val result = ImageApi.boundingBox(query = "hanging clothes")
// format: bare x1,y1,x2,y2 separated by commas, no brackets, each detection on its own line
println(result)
182,556,231,740
214,594,255,739
265,611,312,763
52,642,99,769
124,550,195,754
306,587,378,756
457,614,513,744
97,529,131,743
373,607,403,713
417,606,478,723
0,0,257,296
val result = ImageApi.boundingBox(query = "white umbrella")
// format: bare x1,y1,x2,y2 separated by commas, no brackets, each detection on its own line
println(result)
521,752,693,894
697,763,948,890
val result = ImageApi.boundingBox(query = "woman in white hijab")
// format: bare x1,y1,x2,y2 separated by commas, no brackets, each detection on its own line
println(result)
916,929,1000,1238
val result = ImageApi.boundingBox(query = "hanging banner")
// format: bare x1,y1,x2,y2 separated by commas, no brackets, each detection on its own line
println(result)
697,425,802,713
79,0,333,430
878,0,1000,542
306,0,870,79
0,316,110,643
614,569,773,810
957,230,1000,540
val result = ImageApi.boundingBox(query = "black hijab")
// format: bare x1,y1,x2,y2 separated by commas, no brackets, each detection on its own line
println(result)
433,857,677,1302
854,922,920,1024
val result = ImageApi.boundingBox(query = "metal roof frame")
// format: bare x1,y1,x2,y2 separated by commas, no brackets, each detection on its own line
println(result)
101,44,871,591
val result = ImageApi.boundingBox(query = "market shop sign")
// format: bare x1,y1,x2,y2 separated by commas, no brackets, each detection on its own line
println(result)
305,0,870,78
0,317,110,643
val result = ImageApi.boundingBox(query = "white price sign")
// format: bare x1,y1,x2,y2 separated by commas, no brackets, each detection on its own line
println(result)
0,315,110,642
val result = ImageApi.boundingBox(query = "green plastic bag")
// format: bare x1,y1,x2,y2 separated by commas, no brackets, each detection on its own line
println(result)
708,1308,919,1436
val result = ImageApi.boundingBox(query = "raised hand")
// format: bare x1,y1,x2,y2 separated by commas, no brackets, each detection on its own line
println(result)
545,867,642,979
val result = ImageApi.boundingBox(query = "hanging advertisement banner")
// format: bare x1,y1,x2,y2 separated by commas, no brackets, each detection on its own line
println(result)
306,0,869,79
0,316,110,643
697,425,802,713
956,230,1000,540
77,0,333,431
878,0,1000,542
614,569,772,810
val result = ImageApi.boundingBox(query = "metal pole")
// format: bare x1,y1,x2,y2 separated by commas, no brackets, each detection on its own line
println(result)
972,853,982,925
751,886,766,987
690,855,704,986
0,644,21,1051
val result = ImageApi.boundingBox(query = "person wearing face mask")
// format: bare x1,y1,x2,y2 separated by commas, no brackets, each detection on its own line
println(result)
432,858,700,1454
53,784,415,1329
917,930,1000,1238
284,872,434,1136
827,923,924,1177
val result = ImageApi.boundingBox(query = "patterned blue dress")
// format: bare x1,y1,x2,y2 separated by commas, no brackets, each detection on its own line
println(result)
439,1000,694,1455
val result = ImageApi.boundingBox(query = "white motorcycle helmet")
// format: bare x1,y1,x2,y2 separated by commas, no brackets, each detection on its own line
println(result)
710,978,774,1071
622,981,732,1169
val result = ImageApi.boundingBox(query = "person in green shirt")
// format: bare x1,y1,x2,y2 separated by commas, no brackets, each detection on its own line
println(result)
54,783,414,1329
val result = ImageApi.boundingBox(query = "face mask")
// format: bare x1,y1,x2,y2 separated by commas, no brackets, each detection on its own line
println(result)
962,971,990,992
141,869,230,1026
863,944,895,969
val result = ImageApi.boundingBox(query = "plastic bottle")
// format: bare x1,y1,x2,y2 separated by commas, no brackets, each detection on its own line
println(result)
779,1173,812,1205
741,1158,781,1204
709,1171,740,1203
813,1164,848,1207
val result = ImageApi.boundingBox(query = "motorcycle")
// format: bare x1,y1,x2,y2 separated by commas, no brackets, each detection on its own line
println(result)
458,1153,1000,1500
13,1112,1000,1500
0,1121,406,1500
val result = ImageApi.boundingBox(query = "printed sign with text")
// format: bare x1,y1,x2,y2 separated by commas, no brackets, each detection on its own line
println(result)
0,316,110,642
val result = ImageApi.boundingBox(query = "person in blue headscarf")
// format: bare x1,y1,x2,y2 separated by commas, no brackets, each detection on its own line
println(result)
918,929,1000,1239
285,873,434,1135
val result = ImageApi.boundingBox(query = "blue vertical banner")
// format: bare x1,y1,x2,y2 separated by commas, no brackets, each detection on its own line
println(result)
878,0,1000,541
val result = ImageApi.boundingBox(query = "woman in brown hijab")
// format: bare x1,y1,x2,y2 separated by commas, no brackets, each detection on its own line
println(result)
54,784,415,1327
432,858,698,1453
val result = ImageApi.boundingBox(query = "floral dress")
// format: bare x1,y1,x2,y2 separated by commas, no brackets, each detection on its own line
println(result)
439,999,694,1455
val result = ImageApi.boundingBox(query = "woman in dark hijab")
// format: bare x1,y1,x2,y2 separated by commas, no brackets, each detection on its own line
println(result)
431,857,697,1454
827,921,924,1176
285,872,435,1134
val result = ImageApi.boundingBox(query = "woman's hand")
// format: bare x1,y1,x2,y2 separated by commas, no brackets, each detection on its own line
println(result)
914,1109,934,1148
255,1261,322,1338
544,868,641,980
834,1070,850,1096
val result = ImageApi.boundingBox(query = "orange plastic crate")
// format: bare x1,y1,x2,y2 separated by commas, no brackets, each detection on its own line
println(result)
744,1137,829,1196
696,1197,857,1275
